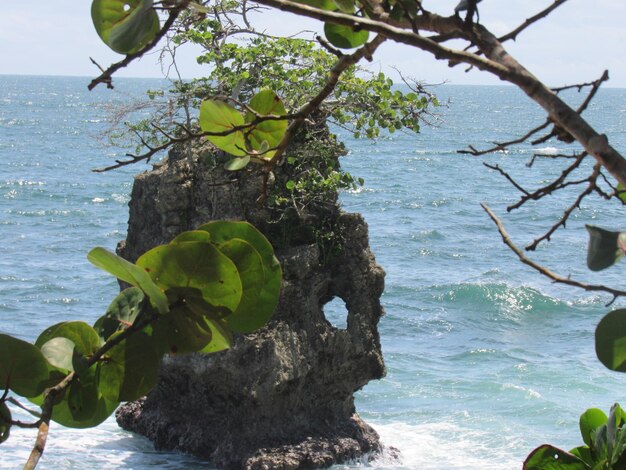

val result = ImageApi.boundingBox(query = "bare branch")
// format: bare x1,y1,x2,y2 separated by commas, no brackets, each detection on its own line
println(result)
498,0,569,43
482,203,626,304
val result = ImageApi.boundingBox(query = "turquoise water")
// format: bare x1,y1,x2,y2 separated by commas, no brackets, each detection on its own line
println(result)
2,75,626,469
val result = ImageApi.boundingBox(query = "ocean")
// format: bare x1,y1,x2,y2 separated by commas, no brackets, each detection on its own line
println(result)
1,74,626,469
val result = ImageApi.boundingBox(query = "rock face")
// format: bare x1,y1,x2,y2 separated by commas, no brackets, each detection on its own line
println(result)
115,129,386,469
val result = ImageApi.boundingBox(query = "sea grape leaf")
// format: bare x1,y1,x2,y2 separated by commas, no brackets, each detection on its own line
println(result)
35,322,101,358
98,331,160,402
585,225,626,271
91,0,160,55
324,22,369,49
245,90,288,159
523,444,587,469
67,379,99,422
94,287,146,341
171,230,212,244
295,0,336,9
579,408,608,447
87,247,168,314
569,446,593,467
333,0,354,13
50,389,118,429
40,337,76,371
0,402,11,444
596,309,626,372
182,288,233,353
216,239,266,333
224,156,250,171
197,221,282,333
0,334,52,398
199,99,247,157
136,240,242,313
152,301,214,354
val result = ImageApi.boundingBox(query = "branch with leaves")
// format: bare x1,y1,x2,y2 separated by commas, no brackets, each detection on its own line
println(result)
0,222,281,469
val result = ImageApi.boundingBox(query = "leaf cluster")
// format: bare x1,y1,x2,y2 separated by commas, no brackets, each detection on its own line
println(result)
0,221,280,435
524,404,626,469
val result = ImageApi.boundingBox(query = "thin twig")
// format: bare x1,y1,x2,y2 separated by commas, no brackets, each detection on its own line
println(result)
482,203,626,305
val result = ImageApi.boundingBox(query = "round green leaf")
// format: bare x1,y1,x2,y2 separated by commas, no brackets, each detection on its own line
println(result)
523,444,587,470
579,408,607,447
36,322,101,358
87,247,169,314
182,288,233,353
217,239,269,333
153,302,214,355
245,90,288,159
596,309,626,372
171,230,212,244
324,22,369,49
98,331,160,402
0,401,11,444
50,388,118,429
224,156,251,171
199,99,247,157
40,337,76,371
0,334,52,398
94,287,146,341
197,221,282,333
91,0,160,55
296,0,336,9
137,241,243,313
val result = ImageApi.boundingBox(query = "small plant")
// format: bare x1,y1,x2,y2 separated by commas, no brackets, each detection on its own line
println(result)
524,403,626,470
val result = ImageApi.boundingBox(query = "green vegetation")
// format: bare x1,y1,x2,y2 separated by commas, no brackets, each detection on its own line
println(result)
0,222,280,463
524,404,626,470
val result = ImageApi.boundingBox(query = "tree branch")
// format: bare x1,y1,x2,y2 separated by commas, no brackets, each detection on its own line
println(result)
482,203,626,306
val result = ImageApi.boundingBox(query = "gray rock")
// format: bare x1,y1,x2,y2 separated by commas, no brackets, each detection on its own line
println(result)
115,127,386,469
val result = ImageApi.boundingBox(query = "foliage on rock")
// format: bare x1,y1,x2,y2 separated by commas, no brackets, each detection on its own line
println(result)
0,221,280,442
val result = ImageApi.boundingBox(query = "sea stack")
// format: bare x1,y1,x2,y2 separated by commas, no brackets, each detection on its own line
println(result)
115,121,387,469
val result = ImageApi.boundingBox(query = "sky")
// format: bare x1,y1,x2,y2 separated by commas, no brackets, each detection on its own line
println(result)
1,1,626,88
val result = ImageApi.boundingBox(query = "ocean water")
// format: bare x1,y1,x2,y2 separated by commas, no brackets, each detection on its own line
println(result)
1,74,626,469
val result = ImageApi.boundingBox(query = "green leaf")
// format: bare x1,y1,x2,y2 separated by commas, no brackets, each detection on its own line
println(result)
215,239,266,332
295,0,336,9
91,0,160,55
87,247,169,314
177,288,232,353
94,287,146,341
153,301,214,354
333,0,354,13
245,90,288,159
324,22,369,49
579,408,608,447
171,230,212,244
569,446,593,467
40,337,76,371
199,100,247,156
98,331,160,402
197,221,282,333
523,444,588,469
224,156,250,171
50,389,118,429
585,225,626,271
0,401,11,444
0,334,52,398
596,309,626,372
617,183,626,204
137,240,242,313
35,322,101,358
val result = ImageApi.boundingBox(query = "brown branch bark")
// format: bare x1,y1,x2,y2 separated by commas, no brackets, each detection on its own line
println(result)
482,203,626,305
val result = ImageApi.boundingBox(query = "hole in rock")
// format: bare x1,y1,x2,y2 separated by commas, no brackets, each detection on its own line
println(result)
323,296,348,330
123,4,131,11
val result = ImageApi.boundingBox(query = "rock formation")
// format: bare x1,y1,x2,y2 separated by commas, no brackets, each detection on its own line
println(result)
115,125,386,469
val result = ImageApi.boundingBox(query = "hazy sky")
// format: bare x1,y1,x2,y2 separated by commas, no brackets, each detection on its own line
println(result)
1,1,625,87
